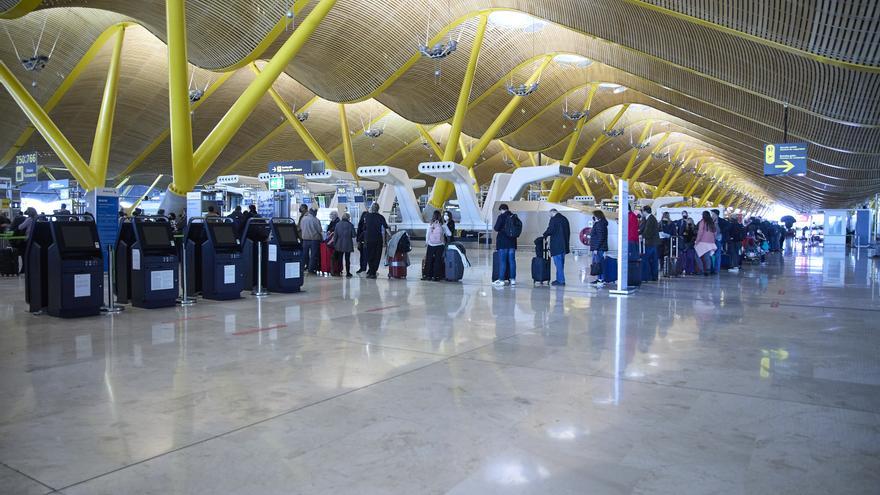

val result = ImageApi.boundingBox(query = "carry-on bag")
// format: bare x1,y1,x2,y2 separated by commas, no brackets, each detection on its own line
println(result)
0,247,18,276
388,253,407,279
531,237,551,285
444,245,466,282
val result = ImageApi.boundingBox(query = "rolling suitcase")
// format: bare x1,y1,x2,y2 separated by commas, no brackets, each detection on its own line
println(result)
491,251,500,281
319,241,334,275
444,245,465,282
603,255,618,283
388,253,407,279
627,259,642,287
531,237,551,285
0,247,17,276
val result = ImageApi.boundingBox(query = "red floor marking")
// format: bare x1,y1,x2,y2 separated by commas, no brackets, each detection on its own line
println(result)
298,297,335,305
162,315,217,324
770,301,780,308
365,305,401,313
232,324,287,336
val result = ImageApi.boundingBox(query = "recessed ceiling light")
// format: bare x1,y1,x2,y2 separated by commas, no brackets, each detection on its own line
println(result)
488,11,546,32
553,54,591,67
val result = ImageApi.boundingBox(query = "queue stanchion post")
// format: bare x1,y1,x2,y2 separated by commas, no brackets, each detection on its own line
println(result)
252,240,269,297
177,247,196,306
101,244,124,314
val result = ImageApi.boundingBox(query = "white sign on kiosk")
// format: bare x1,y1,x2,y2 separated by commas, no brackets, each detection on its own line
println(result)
610,179,636,295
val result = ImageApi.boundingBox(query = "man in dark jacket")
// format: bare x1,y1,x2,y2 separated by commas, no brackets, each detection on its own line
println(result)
589,210,609,286
543,209,571,286
727,214,744,272
360,203,389,279
492,204,518,286
711,209,728,273
640,206,661,281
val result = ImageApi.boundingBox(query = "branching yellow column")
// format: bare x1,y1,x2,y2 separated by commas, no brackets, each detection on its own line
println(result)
415,124,444,158
0,0,40,19
655,149,691,197
549,83,597,193
428,13,488,208
499,142,523,168
629,132,670,183
697,173,726,206
338,104,357,178
430,55,552,206
0,62,95,187
579,172,594,197
620,122,653,181
165,0,195,195
88,25,126,189
548,104,628,202
191,0,338,184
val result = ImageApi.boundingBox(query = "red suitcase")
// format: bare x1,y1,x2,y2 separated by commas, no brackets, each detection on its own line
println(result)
320,241,334,275
388,253,407,279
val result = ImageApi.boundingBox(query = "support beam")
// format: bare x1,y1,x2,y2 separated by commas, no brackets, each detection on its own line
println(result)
697,174,726,206
126,174,163,215
629,132,670,183
165,0,196,195
0,0,40,19
0,62,95,187
430,55,552,206
415,124,443,158
190,0,337,186
547,104,628,202
549,83,597,193
88,25,126,189
654,148,691,197
499,142,523,168
579,172,594,197
338,104,357,178
428,14,488,208
573,180,588,196
620,122,653,181
258,66,339,170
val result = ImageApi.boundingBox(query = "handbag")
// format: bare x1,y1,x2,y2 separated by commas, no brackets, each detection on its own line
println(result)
590,252,603,276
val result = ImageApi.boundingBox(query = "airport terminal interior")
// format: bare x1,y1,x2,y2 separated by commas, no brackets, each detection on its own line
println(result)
0,1,878,494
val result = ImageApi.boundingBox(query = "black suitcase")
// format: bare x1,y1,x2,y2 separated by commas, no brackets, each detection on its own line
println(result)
531,237,551,285
492,251,500,281
0,247,18,276
627,259,642,287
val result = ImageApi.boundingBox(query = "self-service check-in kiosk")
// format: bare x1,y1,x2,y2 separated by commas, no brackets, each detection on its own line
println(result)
241,217,270,292
184,217,245,300
25,214,104,317
266,218,303,293
115,217,179,308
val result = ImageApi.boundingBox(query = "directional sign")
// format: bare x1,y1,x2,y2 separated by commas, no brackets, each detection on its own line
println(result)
764,143,807,176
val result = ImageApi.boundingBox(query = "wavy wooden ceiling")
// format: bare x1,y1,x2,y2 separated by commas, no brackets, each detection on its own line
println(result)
0,0,878,210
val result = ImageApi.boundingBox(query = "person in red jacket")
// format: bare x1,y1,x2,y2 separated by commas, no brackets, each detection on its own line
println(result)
627,205,639,260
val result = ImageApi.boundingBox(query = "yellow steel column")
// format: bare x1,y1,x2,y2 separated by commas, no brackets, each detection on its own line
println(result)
192,0,338,182
573,181,588,196
697,174,725,206
259,69,339,170
338,104,357,178
0,0,40,19
629,132,670,183
126,174,164,215
549,83,597,192
415,124,444,158
499,142,523,168
0,62,94,187
579,172,594,197
165,0,195,195
655,148,691,197
430,13,488,208
620,122,653,181
88,25,126,189
548,104,628,202
430,55,553,206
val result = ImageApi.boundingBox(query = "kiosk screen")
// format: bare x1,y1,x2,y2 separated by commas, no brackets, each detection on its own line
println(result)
274,224,299,245
209,224,238,247
58,224,97,250
140,224,173,248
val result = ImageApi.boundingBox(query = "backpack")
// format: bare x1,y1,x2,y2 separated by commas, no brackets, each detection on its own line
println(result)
505,213,523,239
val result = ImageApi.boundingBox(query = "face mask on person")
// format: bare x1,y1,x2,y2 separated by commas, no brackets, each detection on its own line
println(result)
550,211,557,217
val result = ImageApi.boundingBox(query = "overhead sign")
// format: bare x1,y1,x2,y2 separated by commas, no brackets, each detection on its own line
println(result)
268,160,325,175
764,143,807,176
14,152,38,183
267,176,285,191
89,188,119,271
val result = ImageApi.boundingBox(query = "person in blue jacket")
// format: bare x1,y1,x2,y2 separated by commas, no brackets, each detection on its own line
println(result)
543,209,571,286
493,204,517,286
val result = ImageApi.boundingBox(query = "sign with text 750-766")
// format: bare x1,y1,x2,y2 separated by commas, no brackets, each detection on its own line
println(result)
764,143,807,176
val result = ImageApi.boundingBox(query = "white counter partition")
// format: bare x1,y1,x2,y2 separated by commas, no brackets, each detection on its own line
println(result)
418,161,490,231
357,166,428,231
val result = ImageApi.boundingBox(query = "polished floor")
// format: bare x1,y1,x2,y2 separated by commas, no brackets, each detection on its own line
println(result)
1,244,879,494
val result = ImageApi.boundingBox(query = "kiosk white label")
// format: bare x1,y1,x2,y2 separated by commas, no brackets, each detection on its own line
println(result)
150,270,174,291
285,262,300,279
74,274,90,298
268,244,277,262
223,265,236,284
131,249,141,270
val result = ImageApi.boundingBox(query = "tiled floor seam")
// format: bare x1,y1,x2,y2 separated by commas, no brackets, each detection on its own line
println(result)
50,320,535,492
453,355,880,415
0,460,56,493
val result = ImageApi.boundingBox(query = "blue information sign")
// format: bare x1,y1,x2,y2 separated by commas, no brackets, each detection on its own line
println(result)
14,152,38,183
764,143,807,176
268,160,325,175
91,188,120,271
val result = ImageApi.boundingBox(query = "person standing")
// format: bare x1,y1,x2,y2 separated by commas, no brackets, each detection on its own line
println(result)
227,205,243,234
443,210,456,243
361,203,389,279
589,210,609,287
57,203,70,215
327,210,339,234
492,204,519,287
660,211,677,262
640,206,660,281
711,209,728,274
727,214,744,273
355,211,368,274
332,212,356,277
423,210,447,281
695,211,717,275
542,208,570,286
627,205,639,263
298,204,323,275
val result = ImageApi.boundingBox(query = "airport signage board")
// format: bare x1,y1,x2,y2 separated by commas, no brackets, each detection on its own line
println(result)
267,176,285,191
89,187,119,271
14,152,38,183
268,160,325,175
764,143,807,176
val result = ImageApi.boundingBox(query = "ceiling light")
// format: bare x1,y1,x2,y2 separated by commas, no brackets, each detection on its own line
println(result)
553,54,591,67
599,83,621,89
488,11,546,32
